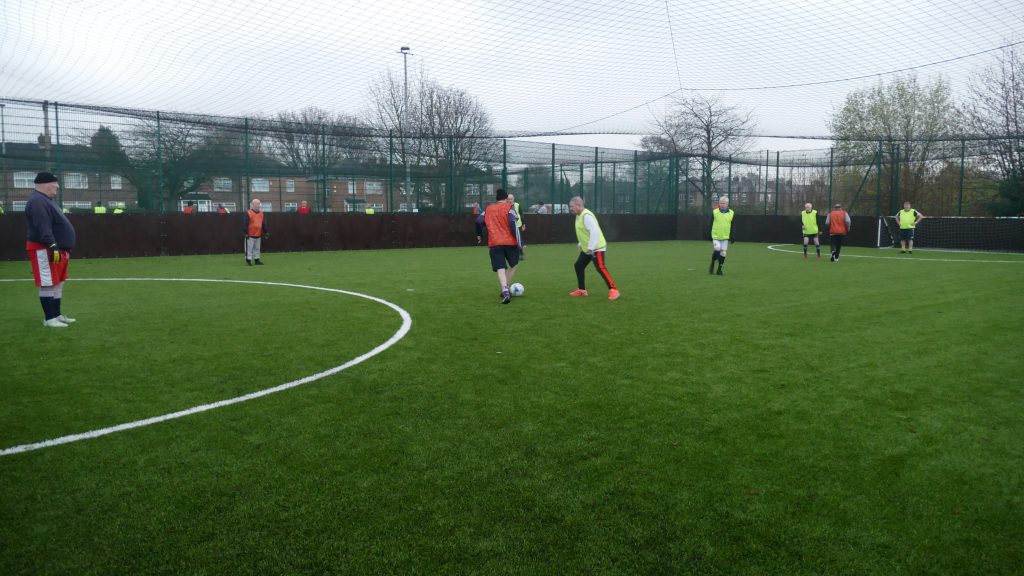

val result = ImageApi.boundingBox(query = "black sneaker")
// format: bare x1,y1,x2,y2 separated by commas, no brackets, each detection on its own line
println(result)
246,259,252,266
900,250,906,254
255,259,263,265
716,268,724,276
709,263,715,275
908,251,913,254
501,290,511,304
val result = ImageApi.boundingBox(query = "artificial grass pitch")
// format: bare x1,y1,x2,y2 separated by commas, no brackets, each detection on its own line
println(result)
1,241,1022,575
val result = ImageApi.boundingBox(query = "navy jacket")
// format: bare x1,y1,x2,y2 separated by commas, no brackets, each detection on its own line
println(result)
25,190,76,249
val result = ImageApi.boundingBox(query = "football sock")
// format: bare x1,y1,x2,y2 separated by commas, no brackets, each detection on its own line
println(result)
40,297,55,320
815,246,820,256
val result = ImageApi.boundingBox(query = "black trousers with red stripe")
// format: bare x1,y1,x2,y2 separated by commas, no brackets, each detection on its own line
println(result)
575,251,616,290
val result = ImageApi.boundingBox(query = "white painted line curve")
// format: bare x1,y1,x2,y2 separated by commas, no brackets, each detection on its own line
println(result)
767,244,1024,263
0,278,413,456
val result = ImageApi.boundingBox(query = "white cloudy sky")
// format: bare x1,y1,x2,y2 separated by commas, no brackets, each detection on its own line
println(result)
2,0,1022,150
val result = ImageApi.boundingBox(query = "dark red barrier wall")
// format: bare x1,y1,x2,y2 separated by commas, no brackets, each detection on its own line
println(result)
1,212,1016,260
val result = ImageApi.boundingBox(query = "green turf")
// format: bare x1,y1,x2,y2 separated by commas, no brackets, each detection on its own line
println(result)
1,241,1022,575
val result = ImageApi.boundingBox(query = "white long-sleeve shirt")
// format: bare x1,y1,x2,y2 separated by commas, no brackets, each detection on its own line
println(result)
581,212,605,253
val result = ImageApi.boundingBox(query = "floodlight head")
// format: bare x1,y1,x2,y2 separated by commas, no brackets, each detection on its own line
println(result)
400,46,410,53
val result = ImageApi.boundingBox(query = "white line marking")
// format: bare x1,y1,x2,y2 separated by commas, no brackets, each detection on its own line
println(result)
0,278,413,456
766,244,1024,263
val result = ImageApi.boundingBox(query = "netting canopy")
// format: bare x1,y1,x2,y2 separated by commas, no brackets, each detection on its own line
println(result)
2,0,1021,136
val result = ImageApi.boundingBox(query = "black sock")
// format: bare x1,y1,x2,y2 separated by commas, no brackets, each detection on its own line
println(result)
803,245,808,255
40,297,55,320
718,256,726,269
54,298,62,316
815,246,820,256
712,250,720,264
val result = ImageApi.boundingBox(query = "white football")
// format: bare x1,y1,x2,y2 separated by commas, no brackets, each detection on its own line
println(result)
510,283,525,297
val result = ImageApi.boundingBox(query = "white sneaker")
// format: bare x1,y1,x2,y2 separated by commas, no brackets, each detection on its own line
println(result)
57,314,76,323
43,318,69,328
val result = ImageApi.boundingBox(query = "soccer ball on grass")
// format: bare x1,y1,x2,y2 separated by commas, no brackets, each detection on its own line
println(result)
510,283,525,297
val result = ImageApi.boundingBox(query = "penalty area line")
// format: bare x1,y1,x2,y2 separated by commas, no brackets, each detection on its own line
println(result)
766,244,1024,263
0,278,413,456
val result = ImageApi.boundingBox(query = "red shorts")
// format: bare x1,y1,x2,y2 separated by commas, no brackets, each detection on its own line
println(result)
26,241,69,287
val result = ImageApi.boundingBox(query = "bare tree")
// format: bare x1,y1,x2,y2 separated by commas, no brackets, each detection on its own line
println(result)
643,94,756,205
829,74,960,210
264,107,369,173
963,44,1024,215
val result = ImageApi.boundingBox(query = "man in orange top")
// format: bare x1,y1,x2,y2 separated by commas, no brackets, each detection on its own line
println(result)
244,198,269,265
297,200,311,215
475,188,522,304
825,203,851,262
183,200,196,214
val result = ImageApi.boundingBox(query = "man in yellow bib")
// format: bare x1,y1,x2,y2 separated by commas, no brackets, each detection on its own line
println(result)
568,196,619,300
893,201,924,254
710,197,734,275
801,202,821,260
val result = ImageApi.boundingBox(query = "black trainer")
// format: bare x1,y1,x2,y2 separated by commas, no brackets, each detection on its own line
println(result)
716,268,724,276
255,259,263,265
501,290,511,304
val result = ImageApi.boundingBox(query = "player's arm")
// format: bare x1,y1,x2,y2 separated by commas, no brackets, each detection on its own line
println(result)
29,201,57,247
583,213,600,253
474,214,485,243
243,213,250,236
845,212,852,231
507,211,522,248
915,210,924,225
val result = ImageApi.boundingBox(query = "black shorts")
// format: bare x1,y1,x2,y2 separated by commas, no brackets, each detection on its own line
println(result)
489,245,520,271
803,234,819,241
900,228,915,241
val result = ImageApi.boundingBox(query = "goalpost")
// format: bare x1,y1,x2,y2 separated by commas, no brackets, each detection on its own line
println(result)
875,216,1024,252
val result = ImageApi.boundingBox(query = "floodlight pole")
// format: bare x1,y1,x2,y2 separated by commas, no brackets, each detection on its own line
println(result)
399,46,413,208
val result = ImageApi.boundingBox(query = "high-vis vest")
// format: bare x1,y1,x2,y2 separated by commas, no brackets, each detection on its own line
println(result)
828,210,849,235
898,209,917,229
575,208,607,251
93,206,107,214
484,202,517,247
801,209,818,235
513,202,524,229
247,209,265,237
711,208,735,240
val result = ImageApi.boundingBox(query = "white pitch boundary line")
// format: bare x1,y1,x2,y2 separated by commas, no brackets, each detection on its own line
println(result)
0,278,413,456
766,244,1024,263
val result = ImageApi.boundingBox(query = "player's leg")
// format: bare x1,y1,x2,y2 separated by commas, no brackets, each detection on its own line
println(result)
253,237,263,264
571,252,590,295
803,235,809,258
814,235,821,258
245,237,253,264
591,251,619,300
505,246,520,284
908,231,914,254
710,240,721,274
717,241,728,275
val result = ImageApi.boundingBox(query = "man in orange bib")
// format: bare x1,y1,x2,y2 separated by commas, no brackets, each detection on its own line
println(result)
475,188,522,304
244,198,269,265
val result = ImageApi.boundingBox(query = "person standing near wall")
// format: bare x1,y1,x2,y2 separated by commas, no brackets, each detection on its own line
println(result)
25,172,77,328
825,203,851,262
244,198,269,266
801,202,820,260
710,197,735,276
297,200,311,215
894,201,924,254
508,193,526,260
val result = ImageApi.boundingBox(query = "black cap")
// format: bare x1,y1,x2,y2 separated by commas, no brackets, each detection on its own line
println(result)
495,188,508,201
34,172,58,184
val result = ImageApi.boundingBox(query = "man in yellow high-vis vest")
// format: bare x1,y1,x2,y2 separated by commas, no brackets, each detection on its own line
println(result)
801,202,821,260
893,201,924,254
568,196,619,301
710,197,735,275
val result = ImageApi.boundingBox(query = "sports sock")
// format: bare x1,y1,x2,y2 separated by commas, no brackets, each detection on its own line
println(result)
718,255,726,270
803,245,808,255
815,245,820,256
40,297,55,320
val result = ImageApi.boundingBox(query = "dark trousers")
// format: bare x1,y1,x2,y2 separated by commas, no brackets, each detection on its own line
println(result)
830,234,845,258
575,251,616,290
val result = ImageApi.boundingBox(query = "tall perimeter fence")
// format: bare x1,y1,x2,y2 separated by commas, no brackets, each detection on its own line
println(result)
0,99,1015,217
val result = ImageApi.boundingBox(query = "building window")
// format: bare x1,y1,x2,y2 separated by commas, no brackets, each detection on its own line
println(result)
219,202,236,212
365,181,383,195
370,203,384,210
252,178,270,193
347,180,356,195
213,178,232,192
63,201,92,210
399,203,410,212
284,202,298,212
14,172,36,188
110,175,123,190
260,203,273,212
63,173,88,189
286,179,295,193
12,201,27,211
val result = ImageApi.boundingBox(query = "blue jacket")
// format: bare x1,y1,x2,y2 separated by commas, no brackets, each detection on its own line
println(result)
25,190,76,249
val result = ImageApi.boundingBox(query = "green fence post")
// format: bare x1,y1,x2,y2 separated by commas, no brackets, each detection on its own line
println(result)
388,130,394,212
958,138,966,216
774,151,780,215
727,154,732,202
611,162,617,213
875,141,882,217
593,147,599,212
550,143,556,208
502,139,508,191
579,163,584,202
626,148,634,214
156,111,164,213
244,118,251,208
320,125,328,212
674,156,681,213
891,143,900,215
683,157,690,213
764,150,769,215
54,102,63,206
827,147,834,209
448,137,455,213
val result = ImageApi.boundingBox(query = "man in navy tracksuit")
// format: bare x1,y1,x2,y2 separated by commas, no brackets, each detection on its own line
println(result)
25,172,78,328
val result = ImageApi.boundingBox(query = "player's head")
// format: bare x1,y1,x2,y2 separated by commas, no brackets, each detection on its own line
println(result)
569,196,585,215
718,196,729,208
903,201,912,209
251,198,262,211
834,203,842,210
33,172,59,197
300,200,308,207
495,188,509,202
508,193,516,203
804,202,812,211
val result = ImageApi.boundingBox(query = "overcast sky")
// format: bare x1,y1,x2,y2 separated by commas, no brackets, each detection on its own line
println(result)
2,0,1022,151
